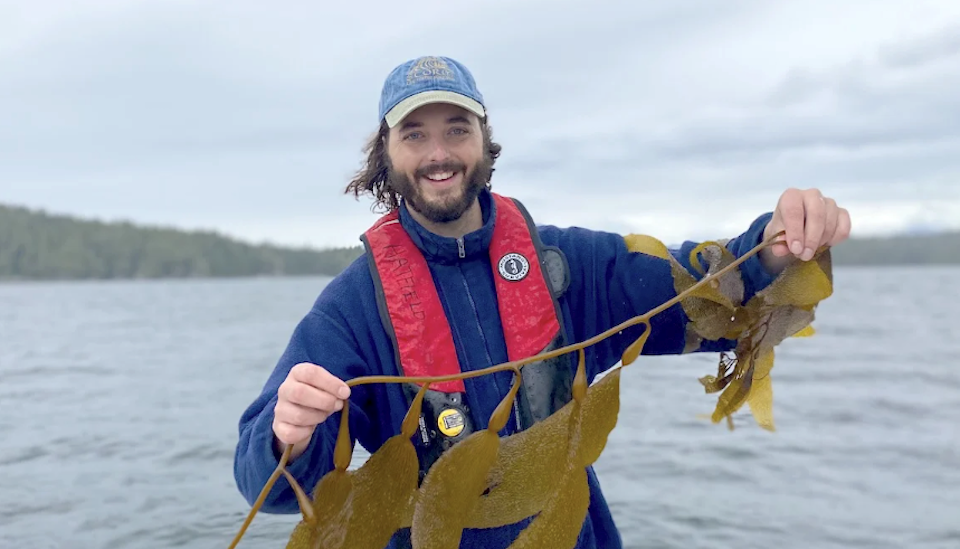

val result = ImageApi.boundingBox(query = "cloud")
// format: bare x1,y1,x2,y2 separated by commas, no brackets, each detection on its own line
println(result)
1,0,959,248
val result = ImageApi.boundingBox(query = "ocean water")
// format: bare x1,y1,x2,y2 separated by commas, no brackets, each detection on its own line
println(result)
0,266,957,549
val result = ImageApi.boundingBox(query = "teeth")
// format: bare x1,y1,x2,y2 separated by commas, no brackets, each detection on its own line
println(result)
425,172,454,181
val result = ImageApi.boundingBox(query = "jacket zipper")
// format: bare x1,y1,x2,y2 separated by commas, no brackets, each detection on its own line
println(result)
457,237,465,258
458,258,521,433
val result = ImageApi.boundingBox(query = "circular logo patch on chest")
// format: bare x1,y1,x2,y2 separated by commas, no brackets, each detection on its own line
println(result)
498,253,530,281
437,408,466,437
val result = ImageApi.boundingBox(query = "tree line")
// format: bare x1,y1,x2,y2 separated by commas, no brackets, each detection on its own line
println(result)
0,203,363,280
1,202,957,280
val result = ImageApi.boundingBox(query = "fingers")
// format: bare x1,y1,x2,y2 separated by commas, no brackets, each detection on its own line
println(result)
768,239,791,258
821,197,838,248
291,362,351,400
774,188,851,262
832,207,851,245
273,394,337,446
778,188,807,258
276,395,341,426
273,363,351,447
279,374,346,412
800,190,826,261
273,420,315,446
763,217,791,258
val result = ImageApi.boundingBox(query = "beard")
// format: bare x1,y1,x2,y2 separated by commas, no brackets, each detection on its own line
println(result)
386,154,494,224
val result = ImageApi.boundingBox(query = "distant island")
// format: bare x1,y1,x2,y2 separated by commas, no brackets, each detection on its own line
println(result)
0,203,363,280
1,202,957,281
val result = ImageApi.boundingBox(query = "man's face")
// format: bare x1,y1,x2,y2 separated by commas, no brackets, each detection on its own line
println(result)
385,103,491,223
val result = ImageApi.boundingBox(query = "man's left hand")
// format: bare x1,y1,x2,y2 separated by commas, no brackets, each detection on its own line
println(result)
760,188,851,273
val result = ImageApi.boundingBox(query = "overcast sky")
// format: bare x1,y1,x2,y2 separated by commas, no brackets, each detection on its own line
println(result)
2,0,958,248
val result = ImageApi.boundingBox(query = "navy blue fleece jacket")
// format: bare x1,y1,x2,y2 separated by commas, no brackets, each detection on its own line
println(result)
233,189,776,548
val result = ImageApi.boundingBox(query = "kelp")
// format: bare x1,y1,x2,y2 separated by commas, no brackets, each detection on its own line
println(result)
623,232,833,430
227,230,834,549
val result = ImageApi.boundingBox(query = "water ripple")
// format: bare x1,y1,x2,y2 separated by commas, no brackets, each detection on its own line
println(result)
1,270,958,548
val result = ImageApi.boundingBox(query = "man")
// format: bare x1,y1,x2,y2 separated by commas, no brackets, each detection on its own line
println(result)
233,55,851,548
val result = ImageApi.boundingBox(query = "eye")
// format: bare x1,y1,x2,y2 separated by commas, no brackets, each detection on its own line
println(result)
450,127,469,135
403,131,423,141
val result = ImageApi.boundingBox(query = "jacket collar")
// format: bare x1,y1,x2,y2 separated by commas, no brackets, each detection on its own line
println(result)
398,189,496,265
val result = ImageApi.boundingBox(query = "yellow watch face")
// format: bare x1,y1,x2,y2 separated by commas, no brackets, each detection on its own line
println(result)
437,408,465,437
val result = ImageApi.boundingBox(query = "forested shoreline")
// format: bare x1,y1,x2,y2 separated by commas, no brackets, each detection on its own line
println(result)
0,203,362,280
1,203,956,281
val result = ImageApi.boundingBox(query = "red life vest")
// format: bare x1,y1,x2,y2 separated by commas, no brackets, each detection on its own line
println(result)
361,192,574,480
362,192,564,393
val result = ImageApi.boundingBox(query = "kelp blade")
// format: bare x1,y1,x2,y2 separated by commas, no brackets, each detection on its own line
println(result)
412,430,501,549
287,433,419,549
286,385,429,548
408,370,521,547
707,343,758,426
624,234,748,348
746,349,775,430
501,368,615,547
578,368,621,465
467,406,570,529
750,250,833,309
506,464,590,549
625,235,835,430
623,234,671,259
670,250,746,342
468,367,621,529
705,249,834,428
285,471,350,548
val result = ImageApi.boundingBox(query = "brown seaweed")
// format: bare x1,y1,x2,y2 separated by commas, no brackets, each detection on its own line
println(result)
409,365,522,548
227,230,834,549
468,352,622,531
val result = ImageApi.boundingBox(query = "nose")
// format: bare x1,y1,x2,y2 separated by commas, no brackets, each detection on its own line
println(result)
425,137,451,163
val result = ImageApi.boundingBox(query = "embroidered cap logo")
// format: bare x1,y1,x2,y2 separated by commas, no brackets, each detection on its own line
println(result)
406,56,455,84
498,253,529,282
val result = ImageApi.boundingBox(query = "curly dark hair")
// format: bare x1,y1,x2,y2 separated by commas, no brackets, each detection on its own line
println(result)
344,119,502,213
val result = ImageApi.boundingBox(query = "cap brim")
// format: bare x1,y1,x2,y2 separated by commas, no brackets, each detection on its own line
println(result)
384,90,485,128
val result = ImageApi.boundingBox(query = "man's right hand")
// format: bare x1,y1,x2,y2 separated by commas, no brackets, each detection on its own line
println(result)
272,362,351,461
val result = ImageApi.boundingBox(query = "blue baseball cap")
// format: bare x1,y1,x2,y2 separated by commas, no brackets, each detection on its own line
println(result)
378,55,486,128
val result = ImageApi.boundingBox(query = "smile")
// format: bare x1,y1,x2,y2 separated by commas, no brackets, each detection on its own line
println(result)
420,171,461,188
425,171,455,182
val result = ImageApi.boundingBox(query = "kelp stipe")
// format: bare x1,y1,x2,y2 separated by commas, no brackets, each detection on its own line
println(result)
228,230,835,548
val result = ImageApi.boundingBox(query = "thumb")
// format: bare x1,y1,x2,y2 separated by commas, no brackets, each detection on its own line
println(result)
764,216,791,257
